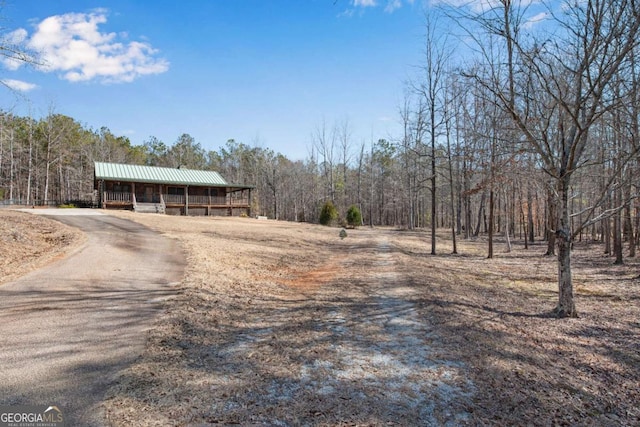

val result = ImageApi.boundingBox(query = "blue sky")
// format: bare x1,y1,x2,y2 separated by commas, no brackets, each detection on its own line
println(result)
0,0,429,160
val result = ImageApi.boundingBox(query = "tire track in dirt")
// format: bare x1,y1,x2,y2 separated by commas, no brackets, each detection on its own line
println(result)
299,234,476,425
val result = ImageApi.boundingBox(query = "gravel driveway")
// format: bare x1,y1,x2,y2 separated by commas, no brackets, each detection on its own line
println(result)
0,210,185,426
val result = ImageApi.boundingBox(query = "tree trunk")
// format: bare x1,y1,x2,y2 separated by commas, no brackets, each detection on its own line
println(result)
44,137,52,205
58,161,64,203
26,124,33,205
555,176,577,318
446,128,458,254
630,197,638,258
625,191,634,257
604,216,611,254
520,184,528,249
456,190,463,236
431,140,437,255
8,129,14,201
273,188,278,220
632,201,640,258
614,210,623,264
504,189,512,253
613,185,624,264
488,187,494,258
369,144,374,227
474,192,485,237
527,186,534,243
464,192,471,238
545,184,556,256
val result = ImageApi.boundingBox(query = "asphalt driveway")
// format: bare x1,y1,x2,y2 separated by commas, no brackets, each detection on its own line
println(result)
0,210,185,426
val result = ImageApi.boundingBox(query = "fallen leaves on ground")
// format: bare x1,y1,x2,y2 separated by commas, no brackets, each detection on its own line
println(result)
3,209,638,425
100,212,639,426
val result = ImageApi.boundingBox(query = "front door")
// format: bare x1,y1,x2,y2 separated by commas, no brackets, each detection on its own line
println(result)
144,186,153,203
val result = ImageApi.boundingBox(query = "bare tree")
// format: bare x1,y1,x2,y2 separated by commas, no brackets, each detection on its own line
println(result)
398,90,423,229
457,0,640,317
443,73,459,253
337,117,352,213
313,118,337,203
414,12,450,254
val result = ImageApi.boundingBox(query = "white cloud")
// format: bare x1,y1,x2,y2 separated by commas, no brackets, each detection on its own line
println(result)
6,10,169,83
349,0,415,13
430,0,500,12
1,79,38,92
353,0,378,6
385,0,403,13
431,0,542,13
523,11,548,29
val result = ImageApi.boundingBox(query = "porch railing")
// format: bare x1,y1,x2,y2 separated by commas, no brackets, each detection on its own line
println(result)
202,195,228,205
162,194,248,206
104,191,248,207
230,197,249,206
105,191,132,202
164,194,185,204
188,195,212,205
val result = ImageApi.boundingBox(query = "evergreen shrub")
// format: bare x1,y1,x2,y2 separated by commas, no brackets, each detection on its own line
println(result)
346,205,362,228
319,200,338,226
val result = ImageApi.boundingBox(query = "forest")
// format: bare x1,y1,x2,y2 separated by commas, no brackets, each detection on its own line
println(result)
1,0,639,317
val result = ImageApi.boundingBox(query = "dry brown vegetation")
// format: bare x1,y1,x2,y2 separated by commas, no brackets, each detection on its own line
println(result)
0,209,84,285
102,212,639,426
2,210,639,425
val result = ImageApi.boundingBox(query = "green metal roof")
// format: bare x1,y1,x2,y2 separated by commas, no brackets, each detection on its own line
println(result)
94,162,230,187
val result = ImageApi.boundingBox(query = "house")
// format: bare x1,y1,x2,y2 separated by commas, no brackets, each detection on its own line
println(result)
94,162,252,216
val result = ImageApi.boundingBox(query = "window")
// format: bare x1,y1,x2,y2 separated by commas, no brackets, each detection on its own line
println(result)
168,187,185,196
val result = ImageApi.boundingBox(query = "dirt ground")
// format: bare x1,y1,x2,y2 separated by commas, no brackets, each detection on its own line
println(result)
0,209,84,285
2,209,639,425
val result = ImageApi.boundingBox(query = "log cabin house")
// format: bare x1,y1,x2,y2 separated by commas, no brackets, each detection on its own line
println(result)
94,162,252,216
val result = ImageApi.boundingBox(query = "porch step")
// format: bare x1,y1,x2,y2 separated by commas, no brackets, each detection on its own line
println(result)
134,202,165,214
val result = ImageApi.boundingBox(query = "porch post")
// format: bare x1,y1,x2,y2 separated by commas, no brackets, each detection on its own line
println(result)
100,179,106,208
185,185,189,216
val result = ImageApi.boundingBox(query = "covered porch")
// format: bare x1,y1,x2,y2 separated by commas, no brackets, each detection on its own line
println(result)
94,162,252,216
